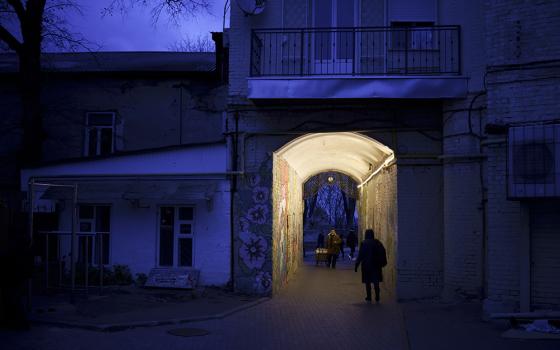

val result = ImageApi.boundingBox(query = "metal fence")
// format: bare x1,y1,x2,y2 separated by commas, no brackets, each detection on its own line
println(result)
251,26,461,77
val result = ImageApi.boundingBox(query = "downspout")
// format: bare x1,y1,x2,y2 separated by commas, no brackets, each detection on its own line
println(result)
229,112,240,291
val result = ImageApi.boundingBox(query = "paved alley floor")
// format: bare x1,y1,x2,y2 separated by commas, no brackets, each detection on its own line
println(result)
1,257,559,350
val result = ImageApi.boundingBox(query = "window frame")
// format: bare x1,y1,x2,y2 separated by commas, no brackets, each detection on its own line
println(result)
84,111,116,157
157,205,196,268
77,204,112,266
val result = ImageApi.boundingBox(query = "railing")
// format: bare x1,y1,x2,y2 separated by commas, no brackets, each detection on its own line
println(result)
250,26,461,77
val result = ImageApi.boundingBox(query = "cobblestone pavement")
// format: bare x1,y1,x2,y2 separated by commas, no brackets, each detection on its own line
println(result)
1,257,409,350
3,257,556,350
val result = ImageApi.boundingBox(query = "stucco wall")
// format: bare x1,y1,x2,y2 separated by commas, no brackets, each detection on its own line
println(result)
40,77,226,161
56,181,231,286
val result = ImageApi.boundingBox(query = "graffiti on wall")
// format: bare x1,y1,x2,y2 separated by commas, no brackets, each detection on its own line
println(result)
272,156,304,294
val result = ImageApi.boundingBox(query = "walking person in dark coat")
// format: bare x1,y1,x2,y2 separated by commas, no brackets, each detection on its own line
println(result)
338,234,345,260
354,229,387,302
346,230,357,259
317,232,325,248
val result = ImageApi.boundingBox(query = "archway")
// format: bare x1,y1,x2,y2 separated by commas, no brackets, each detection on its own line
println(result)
271,132,396,294
302,171,358,258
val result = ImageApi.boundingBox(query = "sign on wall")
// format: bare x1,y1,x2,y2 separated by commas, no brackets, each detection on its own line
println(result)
145,268,200,289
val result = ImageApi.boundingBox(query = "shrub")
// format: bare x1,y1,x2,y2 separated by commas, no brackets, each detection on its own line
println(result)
112,264,133,285
135,273,148,287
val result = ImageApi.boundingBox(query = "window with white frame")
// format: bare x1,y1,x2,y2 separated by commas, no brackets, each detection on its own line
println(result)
85,112,115,156
78,204,111,265
158,206,195,267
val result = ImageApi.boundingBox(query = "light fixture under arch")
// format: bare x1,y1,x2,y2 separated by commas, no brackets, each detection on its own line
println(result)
274,132,395,188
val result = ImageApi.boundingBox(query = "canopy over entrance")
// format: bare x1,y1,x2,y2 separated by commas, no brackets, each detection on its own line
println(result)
275,132,394,187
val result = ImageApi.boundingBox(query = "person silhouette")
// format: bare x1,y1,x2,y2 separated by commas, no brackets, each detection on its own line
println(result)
355,229,387,302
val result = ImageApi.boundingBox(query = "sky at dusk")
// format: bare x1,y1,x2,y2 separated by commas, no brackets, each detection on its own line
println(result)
59,0,228,51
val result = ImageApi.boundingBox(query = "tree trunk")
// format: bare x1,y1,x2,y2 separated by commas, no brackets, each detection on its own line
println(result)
19,48,43,167
19,0,46,168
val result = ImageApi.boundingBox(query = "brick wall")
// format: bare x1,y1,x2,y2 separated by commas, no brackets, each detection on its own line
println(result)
483,0,560,312
397,163,444,299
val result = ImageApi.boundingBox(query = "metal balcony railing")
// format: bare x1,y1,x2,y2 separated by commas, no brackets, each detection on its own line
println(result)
250,26,461,77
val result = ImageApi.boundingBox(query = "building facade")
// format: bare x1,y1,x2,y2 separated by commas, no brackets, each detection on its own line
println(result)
1,47,233,288
227,0,560,314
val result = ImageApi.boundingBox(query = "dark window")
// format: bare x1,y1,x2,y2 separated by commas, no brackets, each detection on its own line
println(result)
390,22,435,50
159,206,195,267
178,238,193,267
180,224,192,234
78,205,111,265
79,205,94,219
85,112,115,157
179,207,194,221
159,207,175,266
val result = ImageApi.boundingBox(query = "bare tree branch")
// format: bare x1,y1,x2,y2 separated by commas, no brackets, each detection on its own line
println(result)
102,0,210,25
0,23,21,52
169,33,214,52
6,0,25,20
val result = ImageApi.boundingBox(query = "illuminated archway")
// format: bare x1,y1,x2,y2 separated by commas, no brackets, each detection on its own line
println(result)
271,132,396,293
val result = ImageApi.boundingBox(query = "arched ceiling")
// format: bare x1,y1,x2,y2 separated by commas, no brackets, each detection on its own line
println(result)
275,132,394,186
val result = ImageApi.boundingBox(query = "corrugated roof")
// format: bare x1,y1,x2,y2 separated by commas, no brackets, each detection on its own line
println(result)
0,51,215,74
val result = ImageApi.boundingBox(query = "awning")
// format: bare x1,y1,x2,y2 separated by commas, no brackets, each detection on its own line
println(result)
21,143,228,191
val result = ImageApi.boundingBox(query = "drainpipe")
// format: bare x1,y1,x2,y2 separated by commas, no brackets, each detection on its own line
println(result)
27,179,34,312
229,112,240,291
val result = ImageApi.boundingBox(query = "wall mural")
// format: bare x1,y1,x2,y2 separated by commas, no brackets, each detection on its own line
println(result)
272,156,303,294
234,155,304,296
234,159,274,295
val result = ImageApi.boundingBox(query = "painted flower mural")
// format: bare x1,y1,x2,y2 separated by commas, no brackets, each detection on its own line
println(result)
239,216,250,233
247,204,269,225
248,173,261,187
234,160,274,295
252,186,269,204
239,231,268,270
253,271,272,294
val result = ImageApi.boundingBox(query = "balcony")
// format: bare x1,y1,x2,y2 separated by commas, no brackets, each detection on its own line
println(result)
248,26,468,100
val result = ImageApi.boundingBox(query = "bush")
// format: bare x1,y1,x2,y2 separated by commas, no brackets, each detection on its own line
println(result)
63,264,134,286
112,264,133,285
135,273,148,287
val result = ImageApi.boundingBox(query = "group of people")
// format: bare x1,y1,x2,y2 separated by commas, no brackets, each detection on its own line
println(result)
317,228,387,303
317,229,358,265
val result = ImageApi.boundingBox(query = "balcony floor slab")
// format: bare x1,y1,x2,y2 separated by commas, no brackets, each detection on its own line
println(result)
247,76,469,100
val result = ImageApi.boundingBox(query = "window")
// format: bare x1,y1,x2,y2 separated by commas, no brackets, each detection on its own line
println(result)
158,206,195,267
313,0,356,60
85,112,115,156
390,22,436,50
78,205,111,265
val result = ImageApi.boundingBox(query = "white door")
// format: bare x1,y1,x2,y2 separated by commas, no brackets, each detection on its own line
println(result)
312,0,356,74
